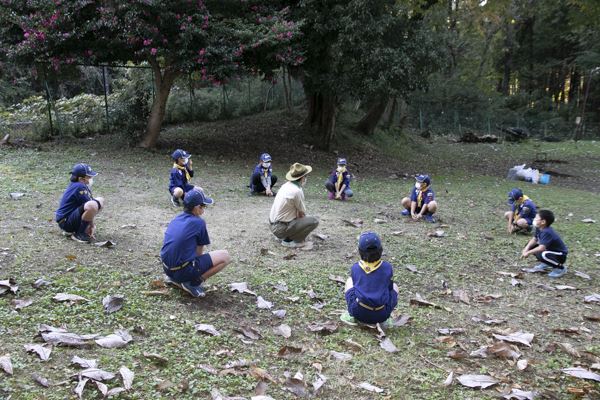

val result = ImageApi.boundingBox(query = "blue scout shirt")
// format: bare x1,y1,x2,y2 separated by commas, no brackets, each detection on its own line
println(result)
328,170,351,188
55,182,93,222
513,198,537,221
160,212,210,268
251,164,273,191
169,165,195,194
350,260,394,307
409,187,435,209
535,227,568,254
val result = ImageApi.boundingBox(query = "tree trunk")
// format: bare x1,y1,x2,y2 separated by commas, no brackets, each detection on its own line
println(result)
306,92,338,150
355,97,389,136
138,61,179,148
383,97,397,130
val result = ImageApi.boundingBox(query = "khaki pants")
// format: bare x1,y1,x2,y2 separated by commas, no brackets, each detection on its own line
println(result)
270,216,319,242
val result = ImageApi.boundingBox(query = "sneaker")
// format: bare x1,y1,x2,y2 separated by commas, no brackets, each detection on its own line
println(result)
170,195,181,207
423,214,436,223
401,209,410,217
164,275,182,289
340,311,358,326
61,231,74,237
71,231,92,243
180,281,206,298
548,266,567,278
531,263,552,273
281,240,305,248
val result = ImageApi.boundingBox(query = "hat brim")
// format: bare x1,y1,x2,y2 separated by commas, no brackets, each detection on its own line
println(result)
202,196,214,205
86,171,98,177
286,165,312,181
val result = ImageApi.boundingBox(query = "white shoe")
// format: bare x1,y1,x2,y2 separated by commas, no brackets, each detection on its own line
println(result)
281,240,305,248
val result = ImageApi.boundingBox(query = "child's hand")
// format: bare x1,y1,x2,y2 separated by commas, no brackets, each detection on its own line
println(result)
187,159,193,168
266,188,273,196
335,192,341,200
520,249,528,259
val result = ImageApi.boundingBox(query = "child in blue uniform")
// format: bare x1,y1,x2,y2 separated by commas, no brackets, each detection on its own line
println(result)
55,163,105,243
341,231,399,325
169,149,201,206
401,174,437,223
521,209,568,278
160,189,231,297
325,158,353,200
249,153,278,196
504,188,537,234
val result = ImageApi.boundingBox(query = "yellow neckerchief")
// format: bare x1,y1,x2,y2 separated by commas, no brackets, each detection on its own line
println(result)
336,167,346,188
513,195,530,220
173,163,191,182
262,165,269,178
417,184,429,208
359,259,383,274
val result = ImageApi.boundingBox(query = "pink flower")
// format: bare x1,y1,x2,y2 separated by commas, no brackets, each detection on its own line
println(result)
24,32,30,38
150,48,157,55
143,39,152,46
199,48,206,56
286,31,292,38
187,16,192,22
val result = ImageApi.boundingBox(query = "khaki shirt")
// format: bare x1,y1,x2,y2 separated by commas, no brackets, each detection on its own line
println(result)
269,181,307,223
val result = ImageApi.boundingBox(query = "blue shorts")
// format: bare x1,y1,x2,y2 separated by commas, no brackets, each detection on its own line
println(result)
345,288,398,324
164,253,213,286
57,206,84,233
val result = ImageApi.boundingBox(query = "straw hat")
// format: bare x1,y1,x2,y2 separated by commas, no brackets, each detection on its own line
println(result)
285,162,313,181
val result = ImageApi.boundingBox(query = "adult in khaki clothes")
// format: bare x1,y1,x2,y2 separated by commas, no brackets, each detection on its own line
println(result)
269,163,319,248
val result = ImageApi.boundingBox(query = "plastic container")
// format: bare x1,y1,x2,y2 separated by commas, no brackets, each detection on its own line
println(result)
539,174,550,185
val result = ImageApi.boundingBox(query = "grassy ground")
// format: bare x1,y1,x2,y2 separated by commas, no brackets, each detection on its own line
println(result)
1,112,600,399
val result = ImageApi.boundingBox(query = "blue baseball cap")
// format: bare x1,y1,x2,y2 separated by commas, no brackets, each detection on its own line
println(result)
71,163,98,177
183,189,213,208
508,188,523,204
172,149,191,160
337,157,347,166
415,174,431,185
358,231,382,253
260,153,272,162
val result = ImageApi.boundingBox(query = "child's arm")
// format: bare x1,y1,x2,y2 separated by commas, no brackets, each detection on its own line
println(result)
521,237,543,258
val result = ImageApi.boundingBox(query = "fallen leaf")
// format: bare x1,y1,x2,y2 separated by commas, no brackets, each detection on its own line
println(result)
71,355,98,369
443,371,454,386
342,219,363,228
307,321,338,334
32,278,52,289
380,337,398,353
558,343,581,358
32,373,50,387
474,293,503,303
13,298,33,310
94,240,116,248
195,323,221,337
256,296,273,309
277,345,303,357
536,283,556,291
584,294,600,303
199,364,218,374
581,218,596,223
341,339,364,352
9,192,25,200
584,314,600,322
447,350,468,359
74,378,88,399
24,344,52,361
410,293,449,311
427,230,446,238
143,352,168,365
391,230,404,236
330,350,352,361
235,326,262,340
405,264,420,273
142,289,169,296
438,328,464,335
249,366,276,383
503,388,537,399
487,342,522,360
106,387,126,397
574,271,591,280
120,224,137,229
273,324,292,339
42,331,98,348
284,374,308,397
95,330,132,348
229,282,257,296
469,346,489,358
272,309,286,318
390,314,412,327
358,381,384,393
561,367,600,382
313,233,328,241
493,331,534,347
471,317,506,325
79,367,116,381
0,355,13,375
457,374,498,389
0,278,19,295
453,289,470,305
497,271,521,278
553,327,583,335
156,380,174,392
373,218,386,224
555,285,576,291
273,282,288,292
328,275,346,285
53,293,88,303
95,381,108,396
102,294,125,314
511,278,523,287
312,373,327,394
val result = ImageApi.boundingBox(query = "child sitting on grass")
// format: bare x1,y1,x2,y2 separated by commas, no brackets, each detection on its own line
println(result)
401,174,437,223
521,209,568,278
169,149,202,207
325,157,353,200
341,231,399,325
505,188,537,234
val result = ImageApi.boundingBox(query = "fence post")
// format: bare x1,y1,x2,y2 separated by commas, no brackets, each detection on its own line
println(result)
101,66,110,132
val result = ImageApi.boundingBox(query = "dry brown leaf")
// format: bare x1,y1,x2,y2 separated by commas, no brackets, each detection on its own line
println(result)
558,342,581,358
584,294,600,303
329,350,352,361
475,293,502,303
277,345,303,357
312,373,327,394
405,264,421,273
0,355,13,375
503,388,537,399
143,352,168,365
41,331,98,348
427,230,446,238
74,378,88,399
555,285,576,291
447,350,468,360
102,295,125,314
24,344,52,361
229,282,257,296
284,372,307,397
199,364,218,375
32,278,52,289
453,289,470,305
574,271,591,280
95,330,132,348
32,373,50,387
53,293,88,303
457,374,498,388
328,275,346,285
195,323,221,337
256,296,273,309
562,367,600,382
235,326,262,340
273,324,292,339
584,314,600,322
487,342,522,360
119,366,134,390
471,317,506,325
358,381,384,393
517,359,529,370
342,219,363,228
273,282,288,292
492,331,534,347
380,337,398,353
79,367,116,381
272,309,286,318
0,278,19,295
469,346,489,358
390,314,412,327
13,298,33,310
307,321,338,334
72,355,97,369
435,336,457,348
249,366,277,383
313,233,328,241
443,371,454,386
438,328,465,335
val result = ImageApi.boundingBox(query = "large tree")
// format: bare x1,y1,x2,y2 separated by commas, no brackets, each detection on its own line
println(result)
1,0,297,147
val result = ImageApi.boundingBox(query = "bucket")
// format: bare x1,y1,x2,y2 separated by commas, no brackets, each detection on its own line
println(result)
539,174,551,185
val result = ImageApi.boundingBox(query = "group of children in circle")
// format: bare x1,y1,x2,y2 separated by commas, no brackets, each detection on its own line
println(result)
54,150,568,325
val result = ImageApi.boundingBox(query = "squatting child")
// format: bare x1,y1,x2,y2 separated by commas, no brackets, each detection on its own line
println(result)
325,157,353,200
505,188,537,234
401,174,437,223
169,149,201,206
521,209,568,278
